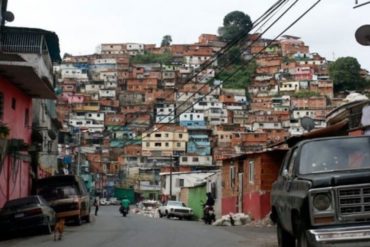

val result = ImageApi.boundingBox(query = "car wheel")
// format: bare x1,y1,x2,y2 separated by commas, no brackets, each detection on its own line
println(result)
277,222,295,247
166,211,170,218
85,214,91,223
158,210,163,218
75,216,82,226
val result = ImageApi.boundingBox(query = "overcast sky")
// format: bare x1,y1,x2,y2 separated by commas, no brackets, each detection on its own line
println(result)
6,0,370,69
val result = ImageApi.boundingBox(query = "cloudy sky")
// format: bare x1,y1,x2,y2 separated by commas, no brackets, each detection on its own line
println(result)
6,0,370,69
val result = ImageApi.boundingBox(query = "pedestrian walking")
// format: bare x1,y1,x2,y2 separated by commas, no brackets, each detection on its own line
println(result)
94,196,100,216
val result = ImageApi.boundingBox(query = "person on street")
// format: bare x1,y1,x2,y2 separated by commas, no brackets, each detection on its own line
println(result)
121,196,130,211
94,196,100,216
120,196,130,216
204,192,215,207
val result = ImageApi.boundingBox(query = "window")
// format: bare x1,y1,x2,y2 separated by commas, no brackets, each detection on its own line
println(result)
182,157,188,162
165,143,169,147
179,134,183,138
165,133,169,137
155,143,161,147
155,134,161,138
176,178,184,187
146,142,150,147
192,157,199,162
177,143,181,147
230,166,235,188
249,160,255,183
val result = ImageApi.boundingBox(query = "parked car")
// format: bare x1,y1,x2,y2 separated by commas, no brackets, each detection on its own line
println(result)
158,200,193,220
271,136,370,247
36,175,91,225
0,195,56,236
108,197,119,205
100,198,110,206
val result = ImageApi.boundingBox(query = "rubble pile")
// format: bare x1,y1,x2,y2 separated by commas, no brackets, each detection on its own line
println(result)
213,213,251,226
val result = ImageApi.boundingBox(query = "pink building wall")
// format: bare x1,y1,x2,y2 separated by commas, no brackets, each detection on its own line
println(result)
221,192,271,221
0,77,33,208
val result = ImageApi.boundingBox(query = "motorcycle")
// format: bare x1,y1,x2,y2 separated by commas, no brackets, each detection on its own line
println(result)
202,205,215,225
119,206,129,217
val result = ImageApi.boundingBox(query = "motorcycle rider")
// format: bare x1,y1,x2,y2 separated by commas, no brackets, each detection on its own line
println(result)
120,196,130,216
204,192,215,207
203,192,215,223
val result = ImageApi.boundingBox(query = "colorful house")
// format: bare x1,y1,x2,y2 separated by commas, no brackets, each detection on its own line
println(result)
0,26,61,207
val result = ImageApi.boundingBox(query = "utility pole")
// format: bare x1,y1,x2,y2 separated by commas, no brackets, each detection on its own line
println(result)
77,128,81,176
169,154,172,199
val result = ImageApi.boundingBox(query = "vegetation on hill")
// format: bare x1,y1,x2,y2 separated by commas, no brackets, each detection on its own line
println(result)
218,11,253,42
293,90,321,98
131,51,173,65
216,60,257,89
161,35,172,47
329,56,368,92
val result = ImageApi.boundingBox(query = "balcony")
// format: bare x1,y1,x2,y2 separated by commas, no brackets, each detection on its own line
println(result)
0,26,61,99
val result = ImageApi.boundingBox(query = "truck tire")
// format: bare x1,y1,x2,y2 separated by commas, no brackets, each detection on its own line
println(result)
277,222,295,247
296,222,311,247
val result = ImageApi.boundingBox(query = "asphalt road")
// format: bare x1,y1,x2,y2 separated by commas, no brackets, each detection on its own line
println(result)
0,206,277,247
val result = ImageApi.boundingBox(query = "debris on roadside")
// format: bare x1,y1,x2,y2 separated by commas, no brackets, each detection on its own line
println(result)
213,213,251,226
244,212,274,228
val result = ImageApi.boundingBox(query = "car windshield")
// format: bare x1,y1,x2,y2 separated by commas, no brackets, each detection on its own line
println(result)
37,185,79,201
300,137,370,174
3,196,39,210
167,201,185,207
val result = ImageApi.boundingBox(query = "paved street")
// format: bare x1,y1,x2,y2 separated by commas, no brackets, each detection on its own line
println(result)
0,206,277,247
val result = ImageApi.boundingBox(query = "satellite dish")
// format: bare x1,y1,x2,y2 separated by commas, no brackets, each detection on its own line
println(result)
355,25,370,46
301,117,315,132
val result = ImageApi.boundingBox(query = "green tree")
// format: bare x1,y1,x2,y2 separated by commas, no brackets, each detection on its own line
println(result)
218,11,252,42
215,60,257,89
218,46,242,67
161,35,172,47
130,51,173,65
329,57,366,92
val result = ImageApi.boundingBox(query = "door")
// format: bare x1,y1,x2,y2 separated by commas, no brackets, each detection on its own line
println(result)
238,173,243,213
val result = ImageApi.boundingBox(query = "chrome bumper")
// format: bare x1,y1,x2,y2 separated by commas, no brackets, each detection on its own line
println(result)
308,225,370,244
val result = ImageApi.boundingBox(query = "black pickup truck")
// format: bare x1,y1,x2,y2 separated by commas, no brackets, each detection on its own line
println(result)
271,136,370,247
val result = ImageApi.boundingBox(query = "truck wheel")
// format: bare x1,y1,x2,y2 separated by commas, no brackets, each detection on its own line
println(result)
297,224,311,247
277,223,295,247
85,214,91,223
75,216,82,226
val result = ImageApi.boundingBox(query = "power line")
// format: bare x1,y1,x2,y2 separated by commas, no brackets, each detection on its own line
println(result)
122,1,294,146
123,0,297,146
123,0,298,147
123,0,288,128
140,0,322,143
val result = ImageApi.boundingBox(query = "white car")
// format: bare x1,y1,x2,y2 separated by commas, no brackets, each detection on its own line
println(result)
108,197,119,205
158,200,193,220
100,198,110,206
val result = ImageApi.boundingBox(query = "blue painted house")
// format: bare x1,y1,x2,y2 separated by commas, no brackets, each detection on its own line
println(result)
180,113,211,156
